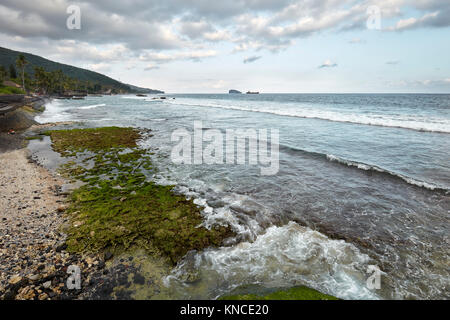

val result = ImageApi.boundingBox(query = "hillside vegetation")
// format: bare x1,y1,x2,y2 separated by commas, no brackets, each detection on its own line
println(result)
0,47,163,94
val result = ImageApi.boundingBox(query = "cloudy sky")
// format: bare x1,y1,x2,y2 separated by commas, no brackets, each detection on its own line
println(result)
1,0,449,93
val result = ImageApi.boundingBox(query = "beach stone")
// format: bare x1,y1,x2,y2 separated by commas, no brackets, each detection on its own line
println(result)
27,274,40,281
85,257,95,265
73,220,84,227
38,293,48,300
43,281,52,289
104,251,113,261
134,274,145,285
9,275,23,285
56,243,67,252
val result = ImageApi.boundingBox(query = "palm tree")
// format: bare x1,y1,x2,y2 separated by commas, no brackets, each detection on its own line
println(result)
0,65,6,84
16,54,28,92
34,66,49,94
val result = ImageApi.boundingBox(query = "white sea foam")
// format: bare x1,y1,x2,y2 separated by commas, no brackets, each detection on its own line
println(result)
35,100,72,123
121,95,150,100
79,103,105,110
165,100,450,133
167,222,379,300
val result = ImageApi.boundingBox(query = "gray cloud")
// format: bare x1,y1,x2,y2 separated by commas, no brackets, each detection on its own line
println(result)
0,0,449,66
318,60,337,68
243,55,262,64
386,1,450,31
144,64,160,71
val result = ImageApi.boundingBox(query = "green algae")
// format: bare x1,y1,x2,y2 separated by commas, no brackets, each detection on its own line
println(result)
219,286,339,300
109,250,173,300
48,126,141,156
48,126,233,265
25,135,44,141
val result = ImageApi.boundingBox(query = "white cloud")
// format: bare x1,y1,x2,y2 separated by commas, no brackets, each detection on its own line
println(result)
348,38,364,44
139,50,217,64
54,42,130,62
387,11,441,31
86,62,111,73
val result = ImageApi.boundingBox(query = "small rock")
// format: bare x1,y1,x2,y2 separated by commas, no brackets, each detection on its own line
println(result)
104,251,113,261
27,274,40,281
73,220,84,227
134,274,145,285
56,244,68,252
38,293,48,300
43,281,52,289
9,275,23,285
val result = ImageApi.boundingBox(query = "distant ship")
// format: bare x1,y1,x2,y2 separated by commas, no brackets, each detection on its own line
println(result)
246,91,259,94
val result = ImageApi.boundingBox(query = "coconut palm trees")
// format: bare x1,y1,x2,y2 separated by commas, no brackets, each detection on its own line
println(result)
0,65,6,84
16,54,28,92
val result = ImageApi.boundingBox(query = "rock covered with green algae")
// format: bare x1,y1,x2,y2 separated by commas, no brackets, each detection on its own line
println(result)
219,286,339,300
46,126,141,156
46,126,233,265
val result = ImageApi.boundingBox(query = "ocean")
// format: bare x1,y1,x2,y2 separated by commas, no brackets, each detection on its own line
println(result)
35,93,449,299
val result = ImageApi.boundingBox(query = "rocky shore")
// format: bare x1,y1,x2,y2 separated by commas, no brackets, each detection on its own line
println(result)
0,147,103,300
0,99,112,300
0,124,229,300
0,104,337,301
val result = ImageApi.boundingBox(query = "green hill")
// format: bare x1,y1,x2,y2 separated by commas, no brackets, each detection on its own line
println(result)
0,46,163,93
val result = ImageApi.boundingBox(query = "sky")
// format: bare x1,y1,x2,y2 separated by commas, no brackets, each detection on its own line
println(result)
0,0,449,93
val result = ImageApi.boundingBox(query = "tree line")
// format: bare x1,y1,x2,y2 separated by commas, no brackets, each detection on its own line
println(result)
0,54,113,95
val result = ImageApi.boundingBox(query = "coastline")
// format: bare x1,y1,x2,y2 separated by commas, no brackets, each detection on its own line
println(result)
0,108,105,299
0,99,107,300
0,110,224,300
0,100,339,301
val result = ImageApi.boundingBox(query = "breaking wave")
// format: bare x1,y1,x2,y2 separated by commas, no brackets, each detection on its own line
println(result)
78,103,106,110
165,100,450,133
278,144,447,192
166,222,380,300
